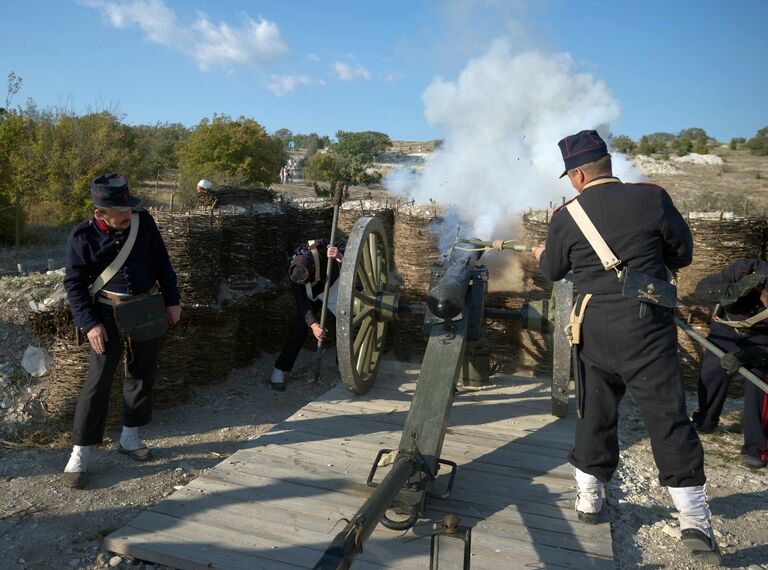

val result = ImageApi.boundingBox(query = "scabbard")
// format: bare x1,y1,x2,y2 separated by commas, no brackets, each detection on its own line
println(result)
572,345,585,419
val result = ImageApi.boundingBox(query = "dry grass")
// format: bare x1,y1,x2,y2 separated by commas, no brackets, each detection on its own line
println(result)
647,147,768,213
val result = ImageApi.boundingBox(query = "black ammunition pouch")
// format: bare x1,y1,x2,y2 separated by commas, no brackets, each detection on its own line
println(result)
619,267,677,309
112,293,169,343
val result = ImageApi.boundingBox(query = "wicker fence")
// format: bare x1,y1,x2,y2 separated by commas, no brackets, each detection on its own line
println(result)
34,192,768,422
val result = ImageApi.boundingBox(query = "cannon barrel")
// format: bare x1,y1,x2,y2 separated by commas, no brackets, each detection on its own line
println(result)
426,249,483,320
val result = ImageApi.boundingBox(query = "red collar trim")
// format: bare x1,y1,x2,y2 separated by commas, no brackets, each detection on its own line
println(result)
94,216,110,231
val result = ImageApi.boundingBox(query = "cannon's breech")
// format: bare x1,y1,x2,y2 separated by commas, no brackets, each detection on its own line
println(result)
426,250,483,320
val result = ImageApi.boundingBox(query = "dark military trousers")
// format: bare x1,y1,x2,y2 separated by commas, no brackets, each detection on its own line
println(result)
274,313,313,372
569,294,705,487
71,303,159,446
696,322,768,461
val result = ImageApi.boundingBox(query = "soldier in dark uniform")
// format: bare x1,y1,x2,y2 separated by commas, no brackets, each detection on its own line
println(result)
534,131,718,562
692,259,768,469
270,239,343,391
62,173,181,489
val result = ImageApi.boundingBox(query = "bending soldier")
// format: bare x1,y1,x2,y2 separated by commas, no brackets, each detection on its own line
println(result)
62,174,181,489
535,130,719,563
691,258,768,469
270,239,343,391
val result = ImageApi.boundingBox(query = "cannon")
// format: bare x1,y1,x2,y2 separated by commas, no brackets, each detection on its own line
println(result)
315,216,574,569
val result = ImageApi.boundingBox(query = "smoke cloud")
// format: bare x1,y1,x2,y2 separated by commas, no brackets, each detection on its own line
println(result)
386,38,641,243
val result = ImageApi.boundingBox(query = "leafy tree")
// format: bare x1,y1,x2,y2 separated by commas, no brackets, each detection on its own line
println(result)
27,110,143,225
678,128,708,141
304,152,337,182
648,132,676,143
729,137,746,150
335,130,390,163
327,130,390,189
131,122,189,182
746,126,768,156
675,135,693,156
692,136,709,154
274,128,293,140
610,135,636,155
177,115,285,195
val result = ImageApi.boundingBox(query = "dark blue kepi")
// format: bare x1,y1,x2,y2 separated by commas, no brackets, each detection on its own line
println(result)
90,173,140,207
558,130,609,178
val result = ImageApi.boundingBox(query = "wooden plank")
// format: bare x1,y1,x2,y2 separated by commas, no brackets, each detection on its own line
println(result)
188,454,611,557
239,437,576,494
104,525,304,570
301,399,575,452
249,411,574,479
148,480,429,567
112,511,393,569
202,448,578,516
148,480,605,570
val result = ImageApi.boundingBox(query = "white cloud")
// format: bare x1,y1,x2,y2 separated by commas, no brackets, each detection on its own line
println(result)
82,0,289,71
266,74,324,96
306,53,321,62
333,61,371,81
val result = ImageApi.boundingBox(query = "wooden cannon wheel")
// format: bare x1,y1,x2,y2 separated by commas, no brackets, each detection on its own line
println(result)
336,216,395,394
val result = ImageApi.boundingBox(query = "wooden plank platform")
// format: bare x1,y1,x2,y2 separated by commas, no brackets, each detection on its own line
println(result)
105,361,615,569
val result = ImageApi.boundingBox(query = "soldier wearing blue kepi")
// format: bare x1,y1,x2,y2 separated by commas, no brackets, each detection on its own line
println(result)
62,173,181,489
691,259,768,469
534,130,720,564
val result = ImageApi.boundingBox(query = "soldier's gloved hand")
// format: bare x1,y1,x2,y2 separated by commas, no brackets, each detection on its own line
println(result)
719,352,743,376
720,346,768,376
720,273,768,306
86,324,109,355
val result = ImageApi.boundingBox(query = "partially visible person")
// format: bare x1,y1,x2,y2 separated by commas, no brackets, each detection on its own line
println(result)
691,258,768,469
196,179,212,193
270,239,343,391
62,173,181,489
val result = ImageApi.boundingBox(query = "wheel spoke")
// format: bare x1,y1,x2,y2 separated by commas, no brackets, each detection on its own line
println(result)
353,318,372,356
361,240,375,290
360,329,374,374
356,264,375,295
352,305,374,328
353,289,375,307
369,234,381,286
355,324,374,374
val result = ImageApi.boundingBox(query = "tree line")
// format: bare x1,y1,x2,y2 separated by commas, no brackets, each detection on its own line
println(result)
0,72,394,243
610,126,768,158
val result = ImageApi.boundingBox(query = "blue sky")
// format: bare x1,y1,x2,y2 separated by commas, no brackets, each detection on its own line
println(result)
1,0,766,142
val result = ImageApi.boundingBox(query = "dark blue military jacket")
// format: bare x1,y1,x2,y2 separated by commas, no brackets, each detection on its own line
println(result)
290,239,344,326
539,178,693,294
695,258,768,330
64,209,180,332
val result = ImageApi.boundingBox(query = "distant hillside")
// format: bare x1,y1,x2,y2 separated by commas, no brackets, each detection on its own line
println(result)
387,140,438,153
